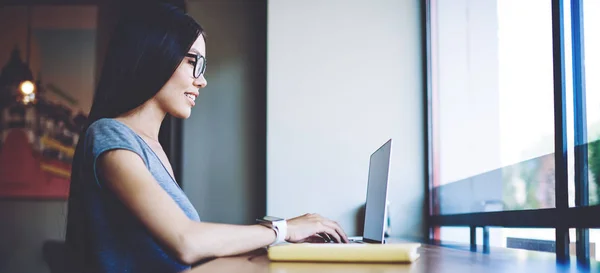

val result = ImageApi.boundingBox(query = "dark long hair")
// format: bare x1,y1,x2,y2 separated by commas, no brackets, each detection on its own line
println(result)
65,2,203,270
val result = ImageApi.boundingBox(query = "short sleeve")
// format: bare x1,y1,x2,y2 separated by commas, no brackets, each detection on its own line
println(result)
84,118,148,188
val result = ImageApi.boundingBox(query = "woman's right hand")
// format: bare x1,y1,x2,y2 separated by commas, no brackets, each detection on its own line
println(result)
285,213,349,243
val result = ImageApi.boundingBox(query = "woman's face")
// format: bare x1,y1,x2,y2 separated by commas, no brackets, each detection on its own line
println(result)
154,34,207,119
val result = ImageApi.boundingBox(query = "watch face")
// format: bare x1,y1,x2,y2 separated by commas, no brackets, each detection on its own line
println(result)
263,216,284,222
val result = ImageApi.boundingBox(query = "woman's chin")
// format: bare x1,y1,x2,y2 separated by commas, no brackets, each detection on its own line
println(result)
170,108,192,119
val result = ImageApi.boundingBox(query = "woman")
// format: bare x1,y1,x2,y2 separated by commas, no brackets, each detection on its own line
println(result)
65,2,348,273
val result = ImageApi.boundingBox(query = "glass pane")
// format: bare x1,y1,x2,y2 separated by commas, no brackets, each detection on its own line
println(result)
430,0,556,214
439,227,580,256
439,226,471,245
497,228,580,255
491,228,559,250
564,0,576,208
591,229,600,261
584,0,600,206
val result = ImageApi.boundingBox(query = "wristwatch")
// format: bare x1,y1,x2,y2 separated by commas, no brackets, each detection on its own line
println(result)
257,216,287,245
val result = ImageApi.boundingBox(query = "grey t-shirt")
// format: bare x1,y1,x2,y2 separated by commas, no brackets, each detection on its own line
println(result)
81,118,200,272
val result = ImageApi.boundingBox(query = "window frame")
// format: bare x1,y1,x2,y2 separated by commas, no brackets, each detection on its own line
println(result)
424,0,596,262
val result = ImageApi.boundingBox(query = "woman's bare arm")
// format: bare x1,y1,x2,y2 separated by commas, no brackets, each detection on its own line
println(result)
97,149,348,264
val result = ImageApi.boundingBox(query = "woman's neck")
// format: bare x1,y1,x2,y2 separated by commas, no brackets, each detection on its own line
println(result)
116,101,166,142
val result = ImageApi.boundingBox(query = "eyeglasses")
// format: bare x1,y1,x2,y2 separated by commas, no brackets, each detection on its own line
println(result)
185,53,206,78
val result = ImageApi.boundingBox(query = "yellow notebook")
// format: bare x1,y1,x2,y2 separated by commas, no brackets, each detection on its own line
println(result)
267,243,421,263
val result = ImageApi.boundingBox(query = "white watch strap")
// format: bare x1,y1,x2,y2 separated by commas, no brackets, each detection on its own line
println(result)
272,220,287,245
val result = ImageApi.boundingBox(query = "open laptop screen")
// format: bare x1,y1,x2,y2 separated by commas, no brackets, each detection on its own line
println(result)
362,139,392,243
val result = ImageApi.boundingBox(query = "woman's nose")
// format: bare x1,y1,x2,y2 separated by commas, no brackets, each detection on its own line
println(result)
193,75,207,88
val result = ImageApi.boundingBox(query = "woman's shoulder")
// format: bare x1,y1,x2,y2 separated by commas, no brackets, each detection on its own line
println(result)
86,118,137,139
87,118,127,132
85,118,142,151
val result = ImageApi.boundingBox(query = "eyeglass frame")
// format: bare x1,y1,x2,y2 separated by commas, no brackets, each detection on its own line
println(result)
185,53,206,78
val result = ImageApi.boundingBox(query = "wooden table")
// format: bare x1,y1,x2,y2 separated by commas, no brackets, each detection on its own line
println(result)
185,244,600,273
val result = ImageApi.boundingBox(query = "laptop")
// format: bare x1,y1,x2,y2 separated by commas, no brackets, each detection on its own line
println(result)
347,138,392,244
267,138,420,262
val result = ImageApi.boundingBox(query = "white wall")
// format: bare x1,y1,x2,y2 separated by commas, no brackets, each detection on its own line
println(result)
267,0,424,238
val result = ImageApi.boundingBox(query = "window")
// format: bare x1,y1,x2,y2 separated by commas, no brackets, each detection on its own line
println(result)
583,0,600,206
426,0,600,262
439,227,579,255
591,229,600,260
431,0,555,215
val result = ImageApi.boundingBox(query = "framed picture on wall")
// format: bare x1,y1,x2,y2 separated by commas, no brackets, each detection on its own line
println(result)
0,5,97,199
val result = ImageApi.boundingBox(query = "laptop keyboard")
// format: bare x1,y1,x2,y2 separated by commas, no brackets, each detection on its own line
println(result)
324,238,364,244
349,238,364,244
